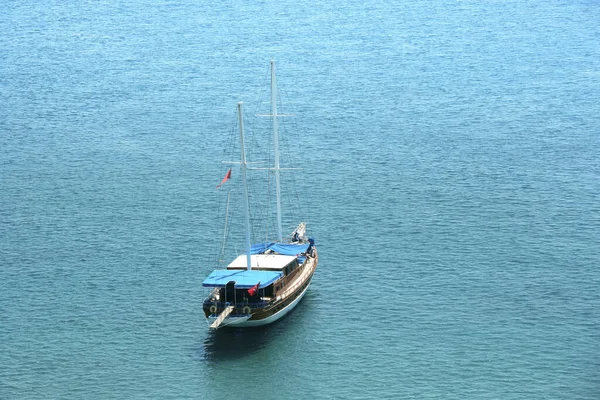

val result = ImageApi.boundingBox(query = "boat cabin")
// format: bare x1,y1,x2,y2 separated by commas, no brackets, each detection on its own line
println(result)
201,242,313,317
227,254,298,274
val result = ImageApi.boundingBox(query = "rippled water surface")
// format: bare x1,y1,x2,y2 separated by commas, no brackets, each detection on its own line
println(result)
1,1,599,398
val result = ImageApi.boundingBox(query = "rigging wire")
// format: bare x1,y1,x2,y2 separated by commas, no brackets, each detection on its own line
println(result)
210,62,312,267
211,109,241,266
278,73,307,226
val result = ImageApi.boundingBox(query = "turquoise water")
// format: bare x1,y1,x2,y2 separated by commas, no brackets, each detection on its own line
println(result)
2,0,599,398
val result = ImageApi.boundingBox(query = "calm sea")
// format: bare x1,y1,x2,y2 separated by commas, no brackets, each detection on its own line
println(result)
1,0,599,398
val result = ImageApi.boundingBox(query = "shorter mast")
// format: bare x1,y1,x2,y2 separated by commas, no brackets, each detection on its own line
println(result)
238,102,252,271
271,60,283,242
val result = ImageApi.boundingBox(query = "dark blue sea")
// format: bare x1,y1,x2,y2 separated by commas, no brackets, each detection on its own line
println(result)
2,0,599,398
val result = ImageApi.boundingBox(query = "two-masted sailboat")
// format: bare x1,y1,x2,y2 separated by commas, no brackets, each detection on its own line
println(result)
202,61,318,329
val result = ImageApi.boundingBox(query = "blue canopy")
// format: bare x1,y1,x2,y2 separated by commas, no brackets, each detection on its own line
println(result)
249,242,310,256
250,242,274,254
202,269,282,289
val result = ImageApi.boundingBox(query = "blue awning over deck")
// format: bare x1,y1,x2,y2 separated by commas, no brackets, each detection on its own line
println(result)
202,269,282,289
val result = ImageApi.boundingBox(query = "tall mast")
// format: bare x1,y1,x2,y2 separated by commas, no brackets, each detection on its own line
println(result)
271,60,283,242
238,102,252,271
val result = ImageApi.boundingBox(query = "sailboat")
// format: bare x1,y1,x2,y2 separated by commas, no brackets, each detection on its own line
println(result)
201,61,318,329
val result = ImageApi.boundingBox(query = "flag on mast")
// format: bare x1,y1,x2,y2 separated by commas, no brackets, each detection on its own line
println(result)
216,168,232,189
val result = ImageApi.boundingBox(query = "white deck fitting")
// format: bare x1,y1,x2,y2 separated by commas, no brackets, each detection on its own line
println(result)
226,254,296,271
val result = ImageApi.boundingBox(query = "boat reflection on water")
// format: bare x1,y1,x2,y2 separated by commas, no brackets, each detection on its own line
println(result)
201,325,277,361
200,291,315,361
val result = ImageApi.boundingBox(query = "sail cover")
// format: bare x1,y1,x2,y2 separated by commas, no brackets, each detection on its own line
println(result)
249,242,310,256
250,243,274,254
202,269,282,289
268,243,310,255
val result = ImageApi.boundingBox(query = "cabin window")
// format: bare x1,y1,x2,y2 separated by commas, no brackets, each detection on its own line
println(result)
263,284,274,297
284,260,299,275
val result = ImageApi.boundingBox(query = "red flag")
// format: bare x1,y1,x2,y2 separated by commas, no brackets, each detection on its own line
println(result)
248,282,260,296
216,168,232,189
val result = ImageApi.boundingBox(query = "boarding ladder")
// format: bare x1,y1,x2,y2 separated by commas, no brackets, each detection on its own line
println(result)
209,305,234,330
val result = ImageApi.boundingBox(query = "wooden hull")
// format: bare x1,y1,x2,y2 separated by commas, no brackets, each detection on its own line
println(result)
206,278,312,328
203,251,317,329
